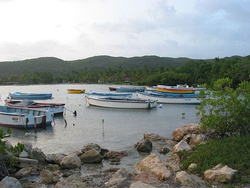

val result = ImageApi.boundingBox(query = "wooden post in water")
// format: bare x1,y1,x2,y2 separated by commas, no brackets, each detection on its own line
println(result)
102,119,105,138
34,117,37,138
25,118,29,130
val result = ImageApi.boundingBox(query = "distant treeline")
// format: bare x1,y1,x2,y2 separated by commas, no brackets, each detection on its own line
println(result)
0,55,249,88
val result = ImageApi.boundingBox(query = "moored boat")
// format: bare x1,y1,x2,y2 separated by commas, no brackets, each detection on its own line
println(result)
85,92,132,98
136,92,202,104
108,86,117,91
156,85,196,94
116,86,146,92
67,89,85,94
4,99,65,116
86,95,157,109
0,106,53,129
9,92,53,100
151,91,199,98
145,86,157,91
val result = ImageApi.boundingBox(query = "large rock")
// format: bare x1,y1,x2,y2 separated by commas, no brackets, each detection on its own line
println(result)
0,176,22,188
130,181,157,188
187,163,197,171
54,174,85,188
172,124,201,141
60,153,81,169
182,123,201,134
133,172,163,185
106,168,130,187
135,153,171,180
15,166,37,179
17,158,38,168
103,151,128,163
40,169,54,184
134,139,152,152
46,153,66,164
176,171,196,187
176,171,206,187
157,146,170,154
166,153,181,172
19,150,29,158
172,140,192,153
79,149,103,164
204,164,237,184
172,128,185,142
28,147,46,164
54,153,66,164
81,143,102,153
46,164,60,172
143,133,166,141
189,134,206,147
166,138,178,147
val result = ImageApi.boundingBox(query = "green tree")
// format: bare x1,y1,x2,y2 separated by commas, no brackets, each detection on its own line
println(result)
197,78,250,137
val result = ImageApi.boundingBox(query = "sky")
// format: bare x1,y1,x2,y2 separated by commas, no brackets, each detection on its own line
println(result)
0,0,249,61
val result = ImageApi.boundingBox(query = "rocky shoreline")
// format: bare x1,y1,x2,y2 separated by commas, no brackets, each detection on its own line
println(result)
0,124,239,188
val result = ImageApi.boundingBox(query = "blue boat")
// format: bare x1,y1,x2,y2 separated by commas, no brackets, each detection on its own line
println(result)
150,91,199,98
136,91,202,104
9,92,53,100
116,86,146,92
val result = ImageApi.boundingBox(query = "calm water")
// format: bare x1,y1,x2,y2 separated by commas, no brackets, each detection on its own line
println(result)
0,84,200,155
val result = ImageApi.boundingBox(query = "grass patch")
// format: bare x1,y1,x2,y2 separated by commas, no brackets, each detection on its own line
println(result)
178,136,250,181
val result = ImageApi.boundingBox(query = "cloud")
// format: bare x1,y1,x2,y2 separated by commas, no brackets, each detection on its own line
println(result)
0,0,249,61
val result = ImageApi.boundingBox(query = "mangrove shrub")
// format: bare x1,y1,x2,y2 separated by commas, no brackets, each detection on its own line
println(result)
196,78,250,137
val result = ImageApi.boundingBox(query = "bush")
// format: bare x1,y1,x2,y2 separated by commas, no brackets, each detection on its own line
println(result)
0,128,24,166
179,136,250,179
196,78,250,137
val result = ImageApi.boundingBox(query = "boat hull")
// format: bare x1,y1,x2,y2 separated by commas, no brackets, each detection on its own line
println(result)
116,86,146,92
156,87,195,94
67,89,85,94
86,95,157,109
85,92,132,98
9,92,52,100
0,106,53,129
136,92,202,104
146,86,157,91
5,100,65,116
151,91,199,98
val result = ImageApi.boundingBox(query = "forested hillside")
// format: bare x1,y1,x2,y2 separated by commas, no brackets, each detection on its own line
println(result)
0,55,249,88
0,56,191,77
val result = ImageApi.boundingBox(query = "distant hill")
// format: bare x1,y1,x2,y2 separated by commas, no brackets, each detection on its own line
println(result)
0,55,196,77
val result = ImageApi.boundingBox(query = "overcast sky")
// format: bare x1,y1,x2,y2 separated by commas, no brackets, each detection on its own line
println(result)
0,0,249,61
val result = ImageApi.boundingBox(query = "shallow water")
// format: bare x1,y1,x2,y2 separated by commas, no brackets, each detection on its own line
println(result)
0,84,199,155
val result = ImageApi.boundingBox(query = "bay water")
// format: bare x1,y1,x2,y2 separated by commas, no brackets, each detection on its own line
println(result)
0,84,200,155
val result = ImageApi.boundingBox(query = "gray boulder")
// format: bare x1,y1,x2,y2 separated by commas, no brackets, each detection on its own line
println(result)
15,166,37,179
134,138,152,152
54,174,85,188
60,153,81,169
29,148,46,164
0,176,22,188
79,149,103,164
81,143,102,153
